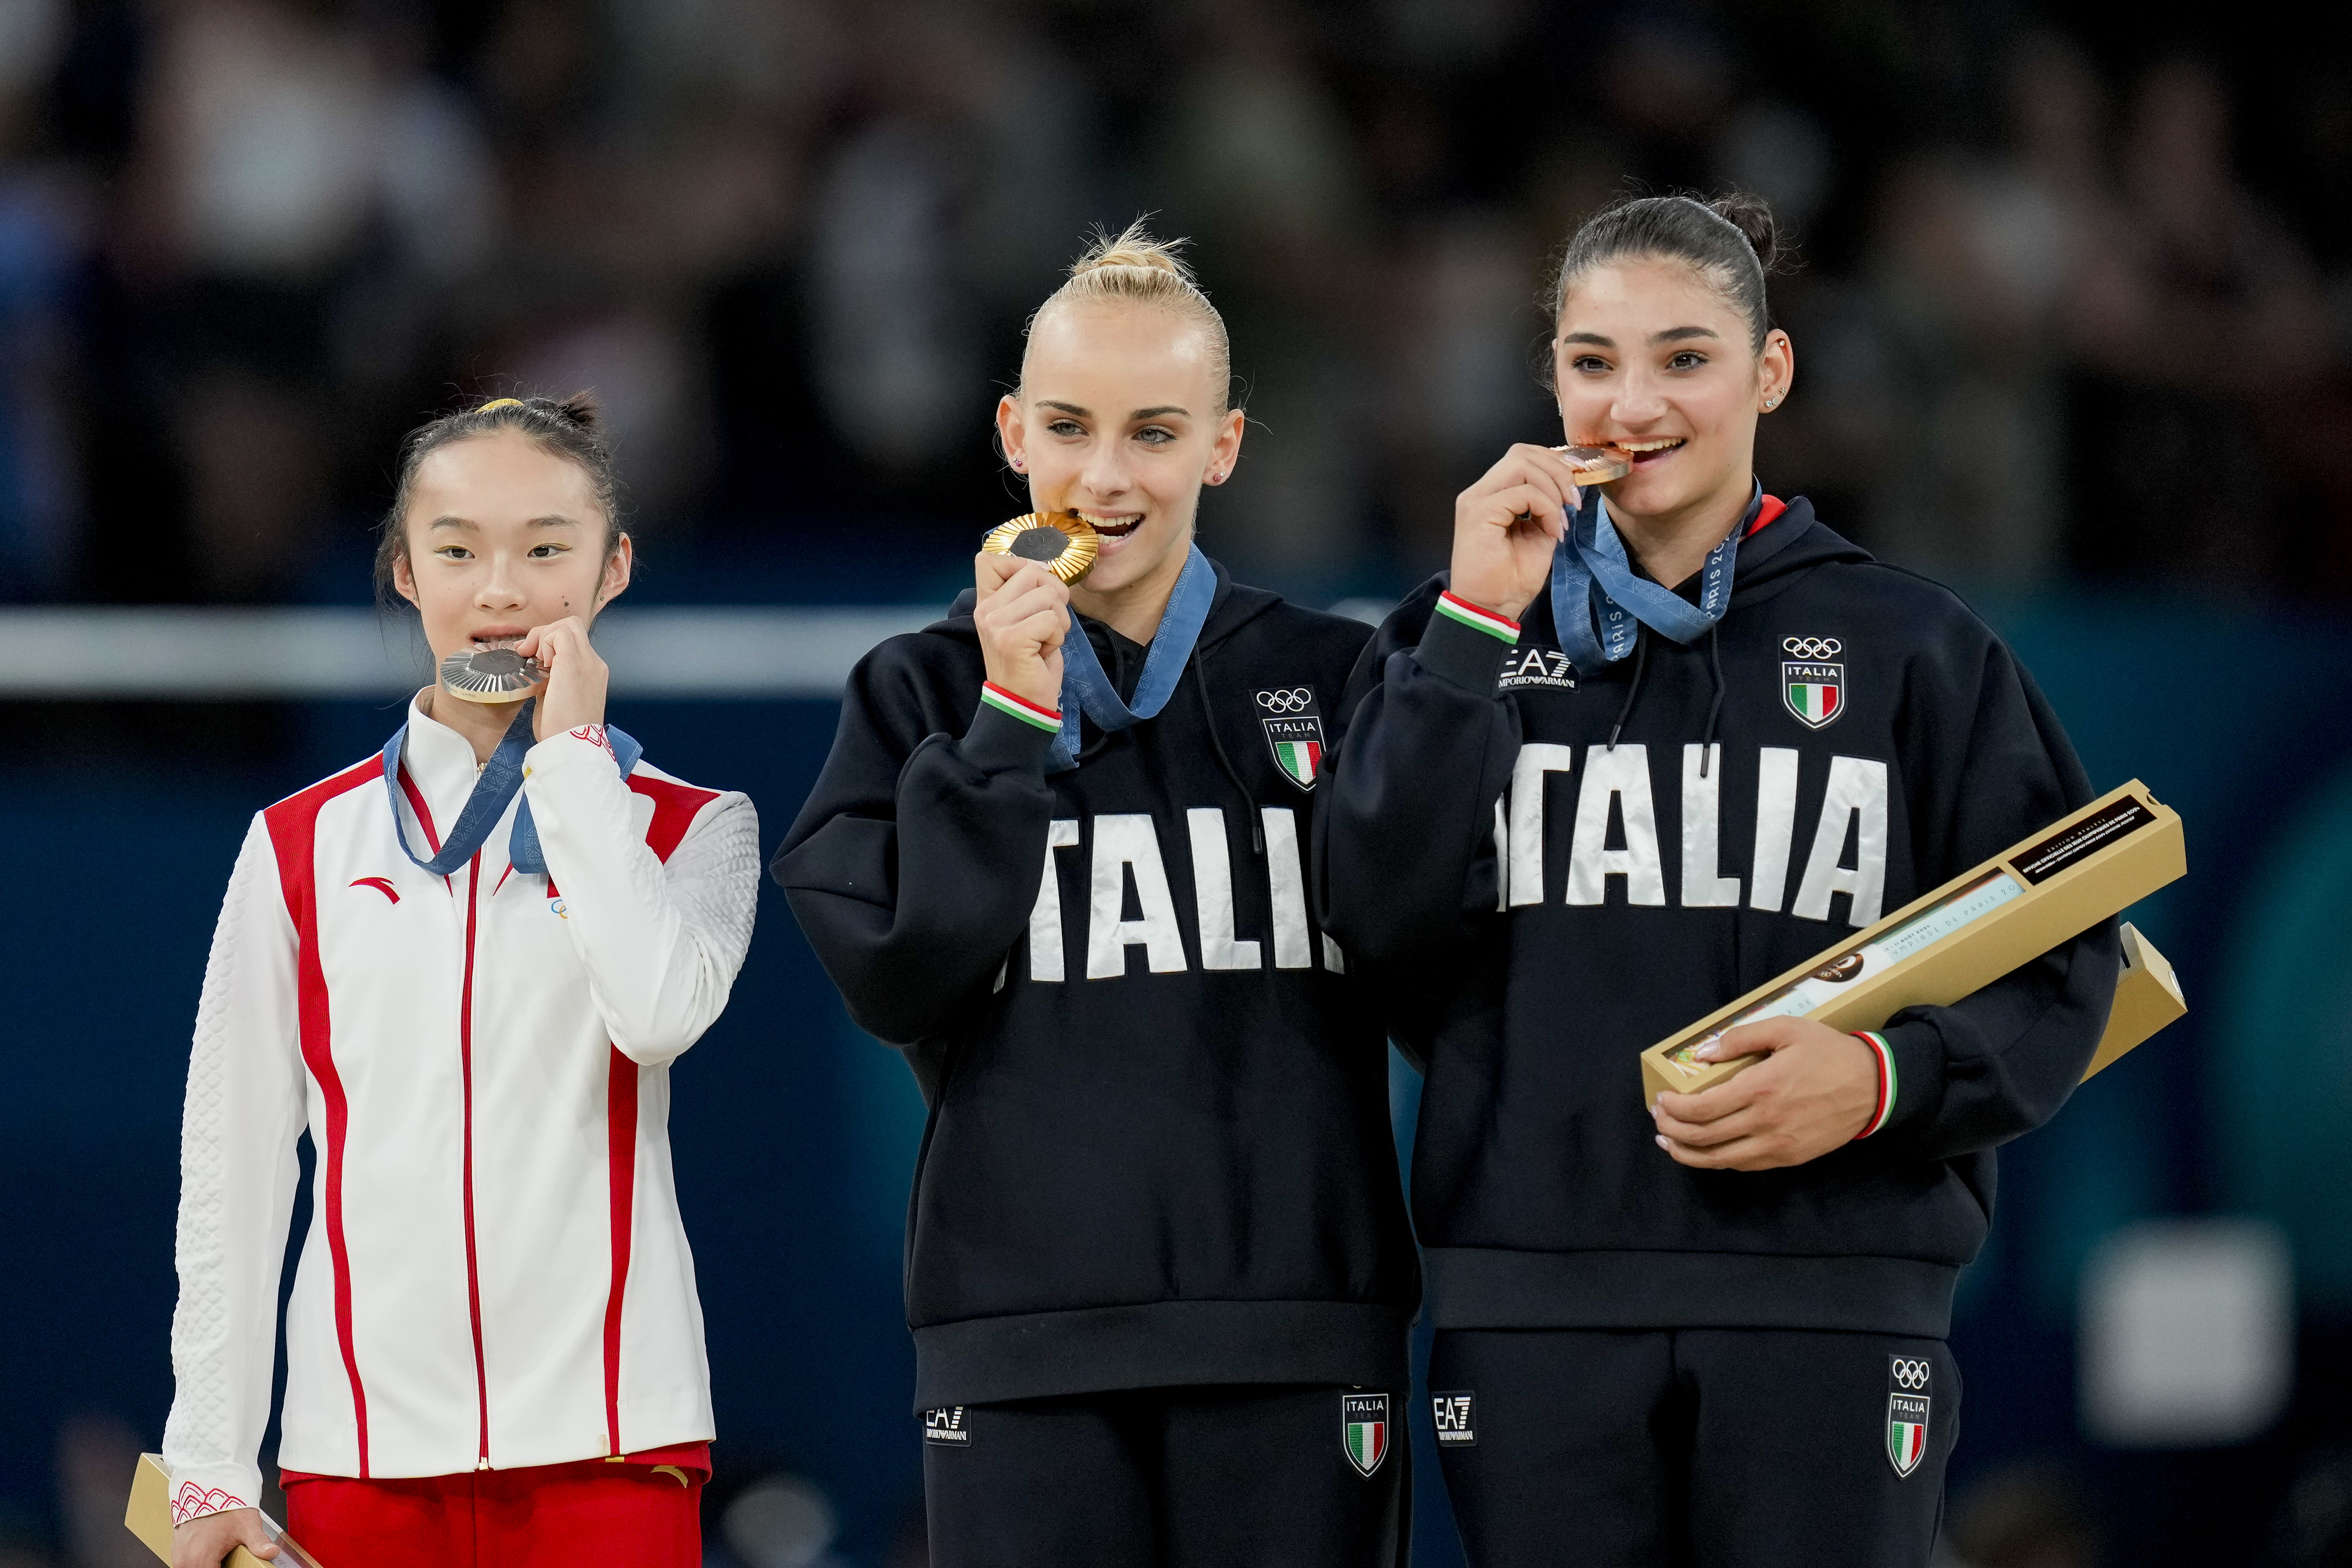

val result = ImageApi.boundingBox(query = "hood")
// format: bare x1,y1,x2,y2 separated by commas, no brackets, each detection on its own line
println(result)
1724,495,1872,603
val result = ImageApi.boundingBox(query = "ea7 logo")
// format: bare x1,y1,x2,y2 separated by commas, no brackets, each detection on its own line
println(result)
1782,636,1844,729
1498,645,1578,692
923,1407,970,1445
1886,1355,1931,1477
1432,1391,1476,1446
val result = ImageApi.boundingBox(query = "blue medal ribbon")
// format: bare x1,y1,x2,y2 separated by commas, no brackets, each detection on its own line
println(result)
1548,484,1760,669
1049,543,1216,772
383,698,642,877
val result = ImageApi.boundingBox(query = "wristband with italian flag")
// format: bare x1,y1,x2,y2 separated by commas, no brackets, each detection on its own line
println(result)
1852,1031,1896,1138
1435,591,1520,644
980,682,1062,733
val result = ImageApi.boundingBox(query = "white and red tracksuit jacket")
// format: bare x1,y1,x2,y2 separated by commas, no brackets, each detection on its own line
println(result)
162,700,759,1523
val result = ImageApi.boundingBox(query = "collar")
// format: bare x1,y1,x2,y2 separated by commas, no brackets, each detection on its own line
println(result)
401,691,516,841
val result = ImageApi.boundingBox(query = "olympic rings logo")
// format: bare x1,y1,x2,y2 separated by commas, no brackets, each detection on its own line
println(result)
1257,688,1313,712
1891,1359,1930,1389
1783,637,1843,660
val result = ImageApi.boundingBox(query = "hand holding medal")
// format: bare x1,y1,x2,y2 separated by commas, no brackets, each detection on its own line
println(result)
513,616,609,741
1449,443,1631,623
974,513,1093,713
432,617,607,740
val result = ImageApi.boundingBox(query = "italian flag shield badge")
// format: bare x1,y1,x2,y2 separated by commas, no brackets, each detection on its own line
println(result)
1886,1352,1933,1478
1887,1398,1929,1477
1341,1393,1389,1477
1782,660,1845,729
1256,688,1327,791
1781,637,1846,730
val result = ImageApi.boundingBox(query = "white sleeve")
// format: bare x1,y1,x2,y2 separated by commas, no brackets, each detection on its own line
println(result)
522,731,760,1065
161,814,306,1522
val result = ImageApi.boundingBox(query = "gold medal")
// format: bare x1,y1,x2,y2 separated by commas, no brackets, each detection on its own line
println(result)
981,511,1100,585
439,646,546,703
1556,444,1633,484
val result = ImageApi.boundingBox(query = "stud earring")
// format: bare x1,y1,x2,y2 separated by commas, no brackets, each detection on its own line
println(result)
1011,457,1025,471
1764,396,1780,409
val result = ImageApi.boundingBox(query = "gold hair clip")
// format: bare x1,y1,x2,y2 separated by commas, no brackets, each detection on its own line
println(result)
478,397,524,413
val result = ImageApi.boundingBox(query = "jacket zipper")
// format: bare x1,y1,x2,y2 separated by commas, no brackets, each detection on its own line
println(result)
460,850,491,1469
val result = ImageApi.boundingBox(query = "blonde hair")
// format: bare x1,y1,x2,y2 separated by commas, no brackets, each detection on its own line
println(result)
1021,221,1235,414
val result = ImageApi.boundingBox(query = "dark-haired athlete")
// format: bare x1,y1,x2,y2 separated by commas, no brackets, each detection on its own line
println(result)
1321,195,2119,1567
165,396,755,1568
778,228,1415,1567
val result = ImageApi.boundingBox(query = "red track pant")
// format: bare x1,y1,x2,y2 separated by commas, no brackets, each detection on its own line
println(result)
281,1456,702,1568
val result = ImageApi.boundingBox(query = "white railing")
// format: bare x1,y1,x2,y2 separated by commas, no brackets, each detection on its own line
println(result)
0,606,944,698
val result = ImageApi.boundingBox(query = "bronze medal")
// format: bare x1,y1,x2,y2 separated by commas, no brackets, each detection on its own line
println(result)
439,646,546,704
981,511,1100,585
1555,444,1633,484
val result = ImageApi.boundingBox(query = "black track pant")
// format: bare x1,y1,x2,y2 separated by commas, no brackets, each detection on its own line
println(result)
921,1383,1409,1568
1429,1328,1955,1568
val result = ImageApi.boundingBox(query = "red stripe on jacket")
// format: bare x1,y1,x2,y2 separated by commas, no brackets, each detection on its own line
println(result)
603,1046,639,1457
263,757,383,1476
629,775,720,865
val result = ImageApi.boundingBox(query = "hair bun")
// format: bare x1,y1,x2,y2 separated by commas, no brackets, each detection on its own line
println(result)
516,392,600,430
1708,192,1785,274
1070,220,1195,285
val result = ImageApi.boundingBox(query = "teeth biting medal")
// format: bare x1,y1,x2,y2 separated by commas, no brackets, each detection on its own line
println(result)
439,645,547,703
1556,444,1633,483
981,511,1100,584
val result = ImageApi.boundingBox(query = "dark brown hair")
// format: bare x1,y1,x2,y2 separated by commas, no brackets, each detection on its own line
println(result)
375,393,625,607
1543,192,1790,366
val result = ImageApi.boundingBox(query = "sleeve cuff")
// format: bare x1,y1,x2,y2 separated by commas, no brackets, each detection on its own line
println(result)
963,690,1061,773
1434,590,1520,643
1850,1032,1895,1137
522,724,624,781
167,1468,260,1525
1415,600,1516,694
1863,1020,1947,1140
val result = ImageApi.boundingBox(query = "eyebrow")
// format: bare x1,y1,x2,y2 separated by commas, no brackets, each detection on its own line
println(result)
426,514,583,531
1035,400,1193,420
1560,326,1723,348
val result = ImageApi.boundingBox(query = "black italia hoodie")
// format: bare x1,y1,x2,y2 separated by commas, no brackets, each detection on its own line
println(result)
776,558,1418,1410
1317,495,2120,1340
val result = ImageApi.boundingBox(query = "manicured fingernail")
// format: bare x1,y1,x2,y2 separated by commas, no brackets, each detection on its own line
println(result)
1694,1045,1716,1061
1655,1135,1672,1151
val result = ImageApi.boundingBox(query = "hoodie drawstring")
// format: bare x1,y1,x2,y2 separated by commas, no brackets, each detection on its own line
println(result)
1603,623,1727,768
1700,623,1725,778
1193,652,1264,855
1605,631,1652,750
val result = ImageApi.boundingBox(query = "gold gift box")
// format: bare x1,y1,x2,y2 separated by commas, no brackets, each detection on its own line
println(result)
1639,780,2186,1106
2084,921,2186,1081
126,1453,323,1568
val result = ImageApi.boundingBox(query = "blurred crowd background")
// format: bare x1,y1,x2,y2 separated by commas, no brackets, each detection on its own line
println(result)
8,1,2352,1566
0,0,2344,606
